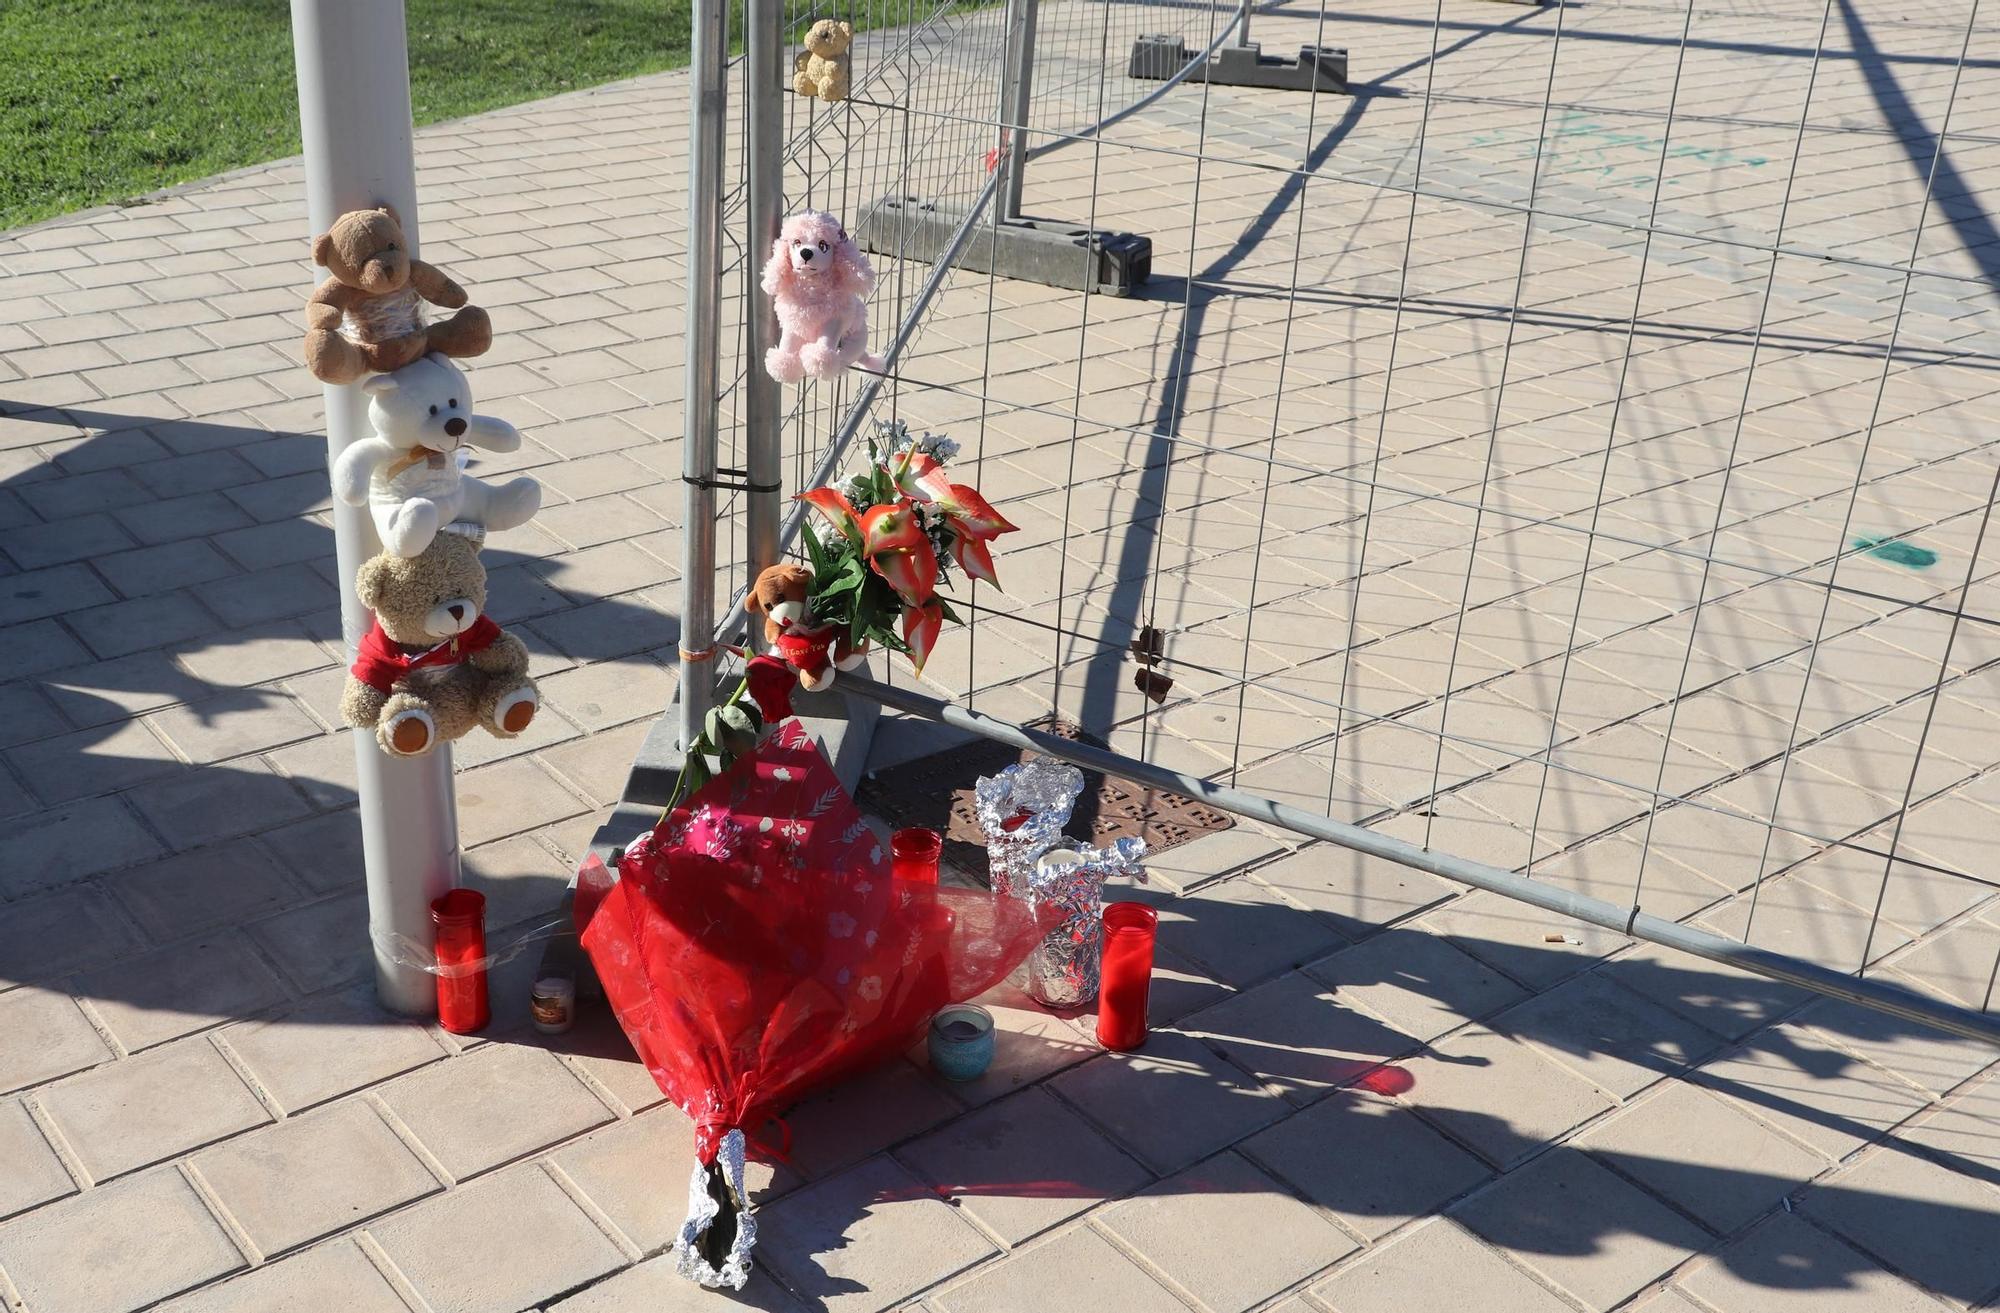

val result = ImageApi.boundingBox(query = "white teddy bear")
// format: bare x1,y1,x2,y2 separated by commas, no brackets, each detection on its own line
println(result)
331,353,541,557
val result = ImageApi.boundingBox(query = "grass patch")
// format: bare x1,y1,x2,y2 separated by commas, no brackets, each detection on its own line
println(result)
0,0,705,229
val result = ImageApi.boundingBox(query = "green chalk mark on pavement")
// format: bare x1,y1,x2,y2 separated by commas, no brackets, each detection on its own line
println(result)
1853,536,1938,569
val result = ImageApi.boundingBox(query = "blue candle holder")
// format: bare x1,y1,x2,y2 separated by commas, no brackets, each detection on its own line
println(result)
927,1004,995,1082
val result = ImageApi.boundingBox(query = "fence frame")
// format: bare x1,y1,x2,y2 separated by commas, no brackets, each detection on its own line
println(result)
669,0,2000,1052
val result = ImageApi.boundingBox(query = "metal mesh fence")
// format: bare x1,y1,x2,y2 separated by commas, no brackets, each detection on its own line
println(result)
684,0,2000,1038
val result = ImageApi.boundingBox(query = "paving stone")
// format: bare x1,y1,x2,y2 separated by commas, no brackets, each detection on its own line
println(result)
254,808,365,895
196,562,338,628
193,1098,441,1256
368,1163,627,1313
1311,1219,1577,1313
0,1096,75,1218
1151,876,1349,988
109,838,300,940
1691,1024,1931,1162
1400,1025,1617,1170
1452,1147,1712,1311
145,692,325,763
115,490,258,546
541,1008,669,1116
1676,1213,1945,1313
550,1254,810,1311
378,1041,614,1180
0,564,115,627
97,539,243,600
1243,1085,1491,1239
67,591,221,660
0,1168,246,1313
0,513,135,570
73,934,290,1053
1493,972,1723,1099
1307,926,1527,1042
41,1037,270,1181
1102,1150,1356,1312
453,756,592,848
1800,1143,2000,1304
0,883,145,985
0,796,164,897
39,649,200,727
1050,1028,1289,1175
245,890,369,993
126,760,313,850
1143,827,1289,893
0,619,93,684
6,717,183,805
1606,940,1812,1043
551,1109,699,1253
173,618,333,687
781,1059,963,1180
219,986,449,1113
1253,844,1461,938
754,1154,1001,1313
932,1224,1182,1313
0,987,113,1092
1579,1081,1826,1234
1420,892,1631,992
898,1085,1151,1244
1181,970,1422,1102
1794,999,1997,1099
155,1238,411,1313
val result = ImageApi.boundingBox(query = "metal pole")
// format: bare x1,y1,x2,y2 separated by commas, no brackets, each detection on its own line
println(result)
681,0,727,747
744,0,785,632
291,0,458,1016
1236,0,1253,50
999,0,1038,222
841,672,2000,1049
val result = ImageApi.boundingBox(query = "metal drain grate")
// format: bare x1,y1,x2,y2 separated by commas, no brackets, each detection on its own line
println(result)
858,718,1234,885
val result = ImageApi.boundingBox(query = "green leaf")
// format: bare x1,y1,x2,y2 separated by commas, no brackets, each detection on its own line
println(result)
801,520,828,576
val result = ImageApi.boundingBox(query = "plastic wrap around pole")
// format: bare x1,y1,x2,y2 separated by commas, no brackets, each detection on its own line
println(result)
840,673,2000,1050
999,0,1038,222
681,0,728,747
744,0,785,637
290,0,459,1016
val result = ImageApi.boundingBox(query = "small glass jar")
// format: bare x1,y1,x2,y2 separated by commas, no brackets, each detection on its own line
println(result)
927,1004,995,1081
1096,902,1157,1051
892,827,943,885
530,976,575,1035
430,889,490,1035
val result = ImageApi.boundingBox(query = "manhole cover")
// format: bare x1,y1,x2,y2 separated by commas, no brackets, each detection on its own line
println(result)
858,717,1234,884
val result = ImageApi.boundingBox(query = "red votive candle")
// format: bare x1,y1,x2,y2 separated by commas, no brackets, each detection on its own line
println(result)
1097,901,1158,1051
892,827,942,884
431,888,490,1034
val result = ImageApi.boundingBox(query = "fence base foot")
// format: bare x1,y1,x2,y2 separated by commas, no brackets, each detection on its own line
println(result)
1128,34,1349,94
858,196,1151,296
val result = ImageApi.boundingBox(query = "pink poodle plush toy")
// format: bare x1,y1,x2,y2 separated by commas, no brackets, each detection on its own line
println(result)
761,210,884,382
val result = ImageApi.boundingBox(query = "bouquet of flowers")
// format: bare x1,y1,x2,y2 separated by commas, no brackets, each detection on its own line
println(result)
667,421,1017,809
576,721,1055,1288
795,419,1016,676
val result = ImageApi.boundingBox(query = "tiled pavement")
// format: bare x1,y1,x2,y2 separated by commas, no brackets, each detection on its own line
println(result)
5,0,2000,1309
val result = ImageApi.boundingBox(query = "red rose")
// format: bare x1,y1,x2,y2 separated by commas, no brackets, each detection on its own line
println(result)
745,653,798,722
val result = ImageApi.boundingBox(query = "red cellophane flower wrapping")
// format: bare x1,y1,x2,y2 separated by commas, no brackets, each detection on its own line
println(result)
574,719,1055,1287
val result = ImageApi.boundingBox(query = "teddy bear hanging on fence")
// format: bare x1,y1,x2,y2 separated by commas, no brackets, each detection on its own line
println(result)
761,211,883,383
794,19,853,103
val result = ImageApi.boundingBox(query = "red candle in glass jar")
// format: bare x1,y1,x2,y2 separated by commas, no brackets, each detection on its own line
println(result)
891,827,942,884
1096,901,1157,1051
431,888,490,1034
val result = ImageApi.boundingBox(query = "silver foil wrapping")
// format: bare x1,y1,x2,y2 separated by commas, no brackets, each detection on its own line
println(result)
673,1128,756,1289
1018,837,1148,1008
972,757,1085,898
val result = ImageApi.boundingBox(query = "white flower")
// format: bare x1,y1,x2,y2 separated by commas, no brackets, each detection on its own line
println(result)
856,976,883,1002
772,766,793,782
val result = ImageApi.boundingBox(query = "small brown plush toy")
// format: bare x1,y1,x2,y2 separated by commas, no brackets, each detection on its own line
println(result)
793,19,853,102
302,205,493,385
746,562,866,691
341,532,537,756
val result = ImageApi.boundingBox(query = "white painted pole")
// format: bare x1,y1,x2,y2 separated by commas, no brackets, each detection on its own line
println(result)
291,0,458,1016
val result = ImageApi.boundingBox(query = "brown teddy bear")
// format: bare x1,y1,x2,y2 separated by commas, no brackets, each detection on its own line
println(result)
745,562,865,691
302,205,493,385
341,532,537,756
793,19,853,103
